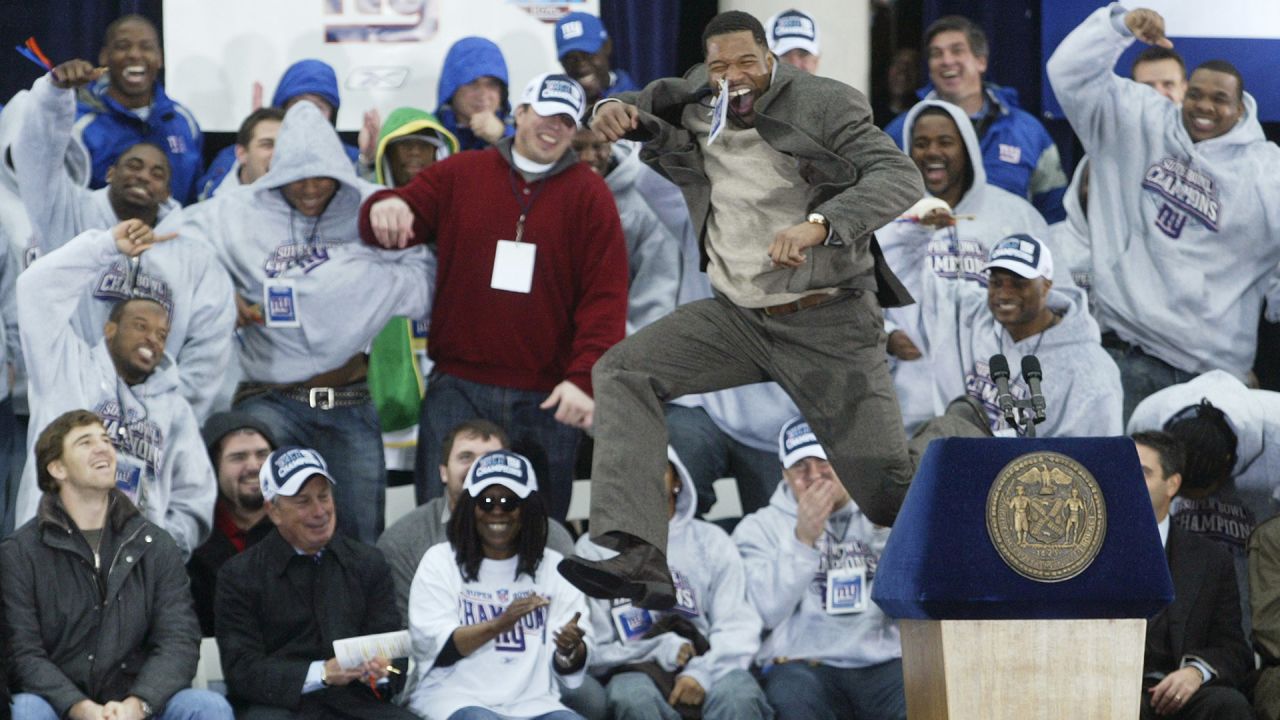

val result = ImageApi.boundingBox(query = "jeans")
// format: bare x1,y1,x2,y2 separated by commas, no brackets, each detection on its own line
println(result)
235,390,386,544
447,708,584,720
607,668,773,720
1102,334,1198,423
665,403,781,521
416,372,582,521
559,673,607,720
12,689,233,719
762,659,907,720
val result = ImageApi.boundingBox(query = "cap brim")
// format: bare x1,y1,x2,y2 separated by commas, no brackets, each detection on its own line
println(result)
557,38,604,58
529,101,583,128
984,258,1045,279
273,469,336,499
467,476,535,499
781,445,828,469
772,37,819,57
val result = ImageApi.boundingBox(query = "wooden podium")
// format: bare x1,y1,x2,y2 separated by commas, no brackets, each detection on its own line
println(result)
872,438,1173,720
900,618,1145,719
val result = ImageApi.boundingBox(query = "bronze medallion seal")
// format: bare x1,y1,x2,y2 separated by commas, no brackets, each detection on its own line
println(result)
986,451,1106,582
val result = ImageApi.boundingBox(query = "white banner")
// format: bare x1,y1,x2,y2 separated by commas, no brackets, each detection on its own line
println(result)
163,0,600,131
1141,0,1280,40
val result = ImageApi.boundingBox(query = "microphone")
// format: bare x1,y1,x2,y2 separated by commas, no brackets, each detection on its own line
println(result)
989,354,1018,427
1022,355,1047,424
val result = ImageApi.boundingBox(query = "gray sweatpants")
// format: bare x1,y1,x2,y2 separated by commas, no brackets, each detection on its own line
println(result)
589,289,915,551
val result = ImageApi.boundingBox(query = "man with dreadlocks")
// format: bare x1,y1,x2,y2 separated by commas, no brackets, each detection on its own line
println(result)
1128,370,1280,638
408,449,591,720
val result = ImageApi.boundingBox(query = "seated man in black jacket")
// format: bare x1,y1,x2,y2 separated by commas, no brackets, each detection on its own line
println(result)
215,446,417,719
187,411,276,636
0,409,232,720
1133,431,1253,720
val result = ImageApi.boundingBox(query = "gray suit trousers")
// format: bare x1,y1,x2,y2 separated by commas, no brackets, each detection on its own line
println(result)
589,289,916,550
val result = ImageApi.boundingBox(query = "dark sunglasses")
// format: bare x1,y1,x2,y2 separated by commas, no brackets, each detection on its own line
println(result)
477,495,523,512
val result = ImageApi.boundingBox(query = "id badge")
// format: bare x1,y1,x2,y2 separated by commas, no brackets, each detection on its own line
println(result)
491,240,536,294
826,565,868,615
708,77,729,146
610,601,655,642
116,464,143,505
263,279,301,328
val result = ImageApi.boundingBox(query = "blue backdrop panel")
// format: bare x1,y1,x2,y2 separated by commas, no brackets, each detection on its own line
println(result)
1042,2,1280,122
873,437,1174,621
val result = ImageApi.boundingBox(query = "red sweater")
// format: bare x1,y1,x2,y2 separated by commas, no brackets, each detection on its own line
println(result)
359,146,627,395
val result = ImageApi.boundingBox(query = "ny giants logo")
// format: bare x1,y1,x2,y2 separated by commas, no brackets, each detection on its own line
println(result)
1142,157,1221,238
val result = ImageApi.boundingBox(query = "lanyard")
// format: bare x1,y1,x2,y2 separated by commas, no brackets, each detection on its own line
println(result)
506,164,549,243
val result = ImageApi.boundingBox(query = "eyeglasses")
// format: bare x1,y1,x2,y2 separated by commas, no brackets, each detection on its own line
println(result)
477,495,522,513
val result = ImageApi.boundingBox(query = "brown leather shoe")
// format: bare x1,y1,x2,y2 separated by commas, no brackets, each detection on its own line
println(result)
557,541,676,610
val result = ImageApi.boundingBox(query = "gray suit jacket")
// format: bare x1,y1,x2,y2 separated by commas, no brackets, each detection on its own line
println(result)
615,61,921,308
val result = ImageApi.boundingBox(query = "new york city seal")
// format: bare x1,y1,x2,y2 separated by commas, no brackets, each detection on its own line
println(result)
986,451,1106,582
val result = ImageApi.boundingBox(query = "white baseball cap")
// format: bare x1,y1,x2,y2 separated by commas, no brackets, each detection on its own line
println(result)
984,233,1054,281
778,416,828,468
519,73,586,128
767,9,820,57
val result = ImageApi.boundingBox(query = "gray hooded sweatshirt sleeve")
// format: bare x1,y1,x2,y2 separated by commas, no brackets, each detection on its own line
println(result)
17,229,215,558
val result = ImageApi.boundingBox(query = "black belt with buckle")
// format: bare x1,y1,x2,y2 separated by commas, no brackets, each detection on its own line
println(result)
236,382,371,410
761,290,853,317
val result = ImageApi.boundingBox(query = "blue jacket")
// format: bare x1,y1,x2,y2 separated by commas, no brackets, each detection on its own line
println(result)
435,37,514,151
607,69,640,97
197,59,358,201
885,83,1067,223
74,78,203,205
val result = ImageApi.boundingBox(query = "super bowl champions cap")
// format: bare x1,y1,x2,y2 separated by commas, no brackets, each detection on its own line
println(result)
520,73,586,127
767,9,820,57
778,416,828,468
260,446,336,502
463,449,539,499
984,233,1054,280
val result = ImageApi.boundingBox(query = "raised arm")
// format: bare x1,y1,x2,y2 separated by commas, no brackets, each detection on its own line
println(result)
12,64,102,253
1047,5,1170,153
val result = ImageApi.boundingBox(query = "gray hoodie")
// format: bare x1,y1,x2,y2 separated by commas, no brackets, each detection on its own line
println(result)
181,102,435,383
13,74,235,420
732,481,899,669
878,99,1051,430
576,449,762,690
15,228,216,559
920,276,1122,437
605,142,682,335
1048,4,1280,377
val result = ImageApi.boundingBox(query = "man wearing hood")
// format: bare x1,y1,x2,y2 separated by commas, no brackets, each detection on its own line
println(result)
1129,371,1280,637
884,15,1067,223
361,74,627,521
555,12,640,105
13,58,236,422
181,102,435,545
186,411,276,637
435,37,516,151
14,219,217,561
918,234,1121,438
733,417,906,720
1049,6,1280,420
576,447,771,720
877,101,1049,432
197,59,363,200
74,14,204,205
573,129,681,334
366,107,461,471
